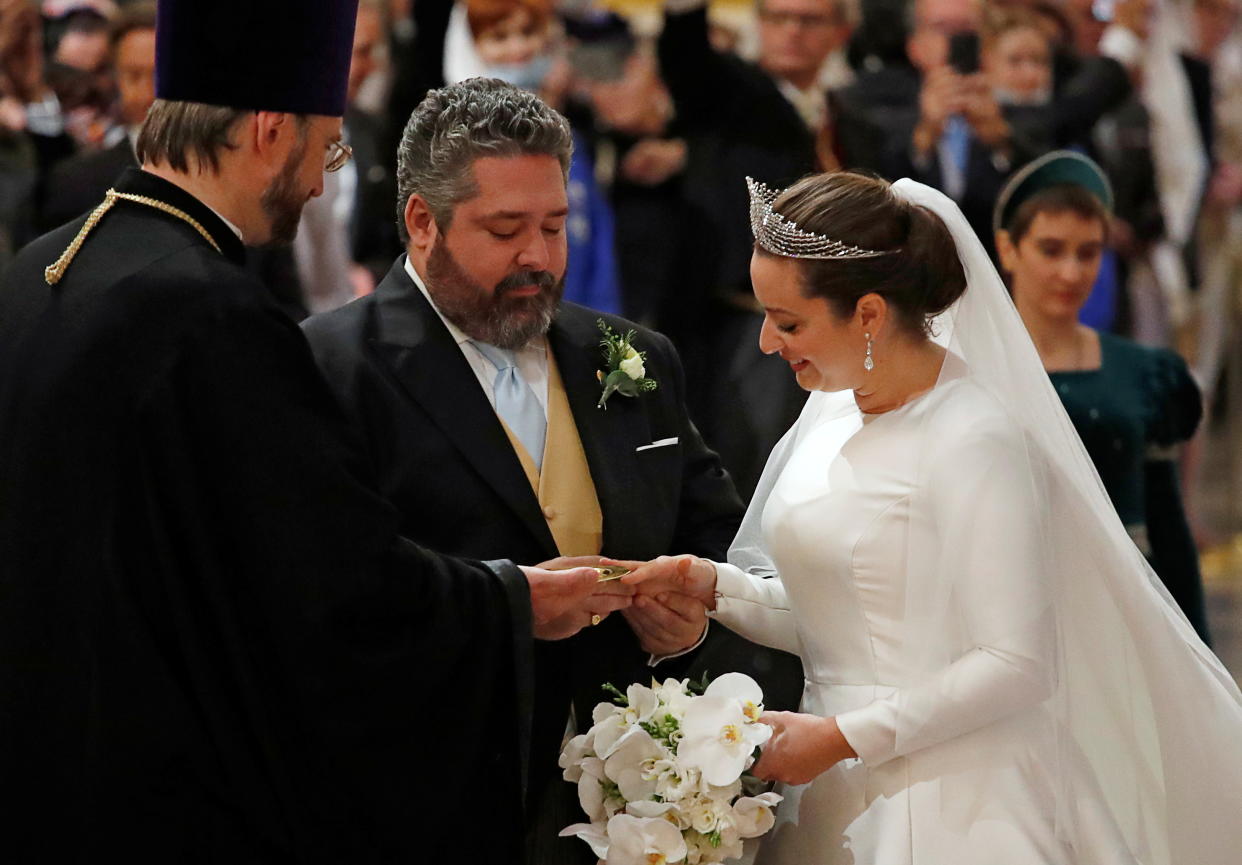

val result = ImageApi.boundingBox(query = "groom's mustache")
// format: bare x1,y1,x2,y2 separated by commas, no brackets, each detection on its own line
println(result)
495,269,557,295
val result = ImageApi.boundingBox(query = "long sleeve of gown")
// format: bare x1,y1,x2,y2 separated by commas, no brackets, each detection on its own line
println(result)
710,562,802,657
834,421,1056,768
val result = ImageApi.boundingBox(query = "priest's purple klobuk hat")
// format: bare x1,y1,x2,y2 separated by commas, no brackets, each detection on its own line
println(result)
155,0,359,117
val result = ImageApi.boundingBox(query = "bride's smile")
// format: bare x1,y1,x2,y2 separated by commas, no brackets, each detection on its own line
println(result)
751,252,867,394
751,246,947,414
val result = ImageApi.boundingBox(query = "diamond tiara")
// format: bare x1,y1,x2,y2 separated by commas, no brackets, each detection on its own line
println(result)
747,176,897,261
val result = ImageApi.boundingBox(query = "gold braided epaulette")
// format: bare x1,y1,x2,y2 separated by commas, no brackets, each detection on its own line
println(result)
45,189,223,285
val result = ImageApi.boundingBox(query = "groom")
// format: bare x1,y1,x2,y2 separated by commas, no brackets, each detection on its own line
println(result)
302,79,803,860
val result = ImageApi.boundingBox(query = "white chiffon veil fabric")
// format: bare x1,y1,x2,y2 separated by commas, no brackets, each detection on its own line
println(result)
729,178,1242,862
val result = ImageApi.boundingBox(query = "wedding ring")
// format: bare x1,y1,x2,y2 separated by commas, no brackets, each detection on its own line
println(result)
591,614,602,626
594,565,630,582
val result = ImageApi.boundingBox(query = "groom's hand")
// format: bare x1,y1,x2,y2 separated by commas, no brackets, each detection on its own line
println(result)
623,591,707,656
520,565,634,641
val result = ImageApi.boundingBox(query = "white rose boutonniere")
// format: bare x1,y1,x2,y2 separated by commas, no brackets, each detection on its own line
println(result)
596,319,658,409
619,348,645,381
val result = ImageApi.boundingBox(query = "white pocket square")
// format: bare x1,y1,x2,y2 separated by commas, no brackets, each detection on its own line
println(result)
636,437,679,452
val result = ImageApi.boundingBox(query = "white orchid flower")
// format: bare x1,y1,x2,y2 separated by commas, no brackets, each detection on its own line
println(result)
589,684,658,761
622,683,659,726
623,800,674,820
575,756,609,823
594,700,622,726
653,676,688,694
560,731,596,782
700,778,742,801
678,695,773,786
625,799,689,831
605,814,688,865
653,677,695,716
649,755,679,777
604,726,665,802
559,821,610,859
591,713,630,760
646,756,684,799
703,672,765,723
731,791,783,838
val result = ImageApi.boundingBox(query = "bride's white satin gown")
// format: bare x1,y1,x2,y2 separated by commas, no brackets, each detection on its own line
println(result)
712,382,1131,865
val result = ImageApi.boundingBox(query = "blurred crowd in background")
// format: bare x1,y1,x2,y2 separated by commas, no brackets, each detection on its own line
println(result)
3,0,1242,534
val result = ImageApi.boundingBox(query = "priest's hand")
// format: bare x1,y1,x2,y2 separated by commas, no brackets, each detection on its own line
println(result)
612,554,718,609
750,712,857,786
520,564,634,641
623,591,707,655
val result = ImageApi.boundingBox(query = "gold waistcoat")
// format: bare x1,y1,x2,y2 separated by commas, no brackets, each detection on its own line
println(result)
500,347,603,557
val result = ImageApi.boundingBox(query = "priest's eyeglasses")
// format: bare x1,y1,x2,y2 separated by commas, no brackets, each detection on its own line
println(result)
301,118,354,173
325,137,353,173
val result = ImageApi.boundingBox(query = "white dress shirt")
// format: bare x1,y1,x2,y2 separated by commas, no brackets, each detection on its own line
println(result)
403,256,549,417
206,204,244,243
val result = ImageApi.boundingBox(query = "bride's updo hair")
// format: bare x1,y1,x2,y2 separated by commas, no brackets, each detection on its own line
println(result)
767,173,967,335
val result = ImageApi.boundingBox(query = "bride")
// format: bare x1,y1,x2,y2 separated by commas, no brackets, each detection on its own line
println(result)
619,172,1242,863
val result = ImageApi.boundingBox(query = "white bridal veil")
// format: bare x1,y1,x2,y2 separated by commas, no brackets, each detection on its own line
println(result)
730,178,1242,862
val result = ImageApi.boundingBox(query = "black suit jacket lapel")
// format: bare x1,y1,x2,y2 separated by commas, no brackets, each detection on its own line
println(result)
368,261,558,554
548,309,652,556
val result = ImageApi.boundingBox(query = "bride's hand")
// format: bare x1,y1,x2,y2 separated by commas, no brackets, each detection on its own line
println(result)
534,554,606,571
610,554,718,608
751,712,857,786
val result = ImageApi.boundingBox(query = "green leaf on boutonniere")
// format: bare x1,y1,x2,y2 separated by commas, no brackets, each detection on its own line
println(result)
598,369,639,407
596,318,659,409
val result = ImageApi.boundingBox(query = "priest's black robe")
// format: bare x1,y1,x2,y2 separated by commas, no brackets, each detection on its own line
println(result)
0,169,534,864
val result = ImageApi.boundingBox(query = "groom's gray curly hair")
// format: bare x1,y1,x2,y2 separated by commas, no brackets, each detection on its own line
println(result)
395,78,574,242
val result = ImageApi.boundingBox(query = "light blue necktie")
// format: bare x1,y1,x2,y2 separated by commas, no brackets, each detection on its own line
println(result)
471,341,547,471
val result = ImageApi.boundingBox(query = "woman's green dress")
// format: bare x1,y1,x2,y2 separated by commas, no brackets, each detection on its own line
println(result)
1049,331,1211,642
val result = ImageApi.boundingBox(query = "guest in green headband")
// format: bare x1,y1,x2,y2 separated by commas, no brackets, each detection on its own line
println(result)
995,150,1211,642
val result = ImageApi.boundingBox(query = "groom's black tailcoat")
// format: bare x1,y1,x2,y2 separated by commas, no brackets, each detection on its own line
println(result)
302,259,804,845
0,170,534,864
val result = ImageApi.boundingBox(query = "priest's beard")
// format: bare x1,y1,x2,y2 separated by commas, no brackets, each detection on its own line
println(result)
258,135,310,248
425,236,563,350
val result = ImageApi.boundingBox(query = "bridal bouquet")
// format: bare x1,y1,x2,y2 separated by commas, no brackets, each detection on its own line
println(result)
559,672,782,864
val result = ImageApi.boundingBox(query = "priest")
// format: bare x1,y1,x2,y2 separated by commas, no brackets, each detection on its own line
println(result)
0,1,627,862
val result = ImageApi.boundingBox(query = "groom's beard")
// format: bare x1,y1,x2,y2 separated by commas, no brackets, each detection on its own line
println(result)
425,237,563,350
